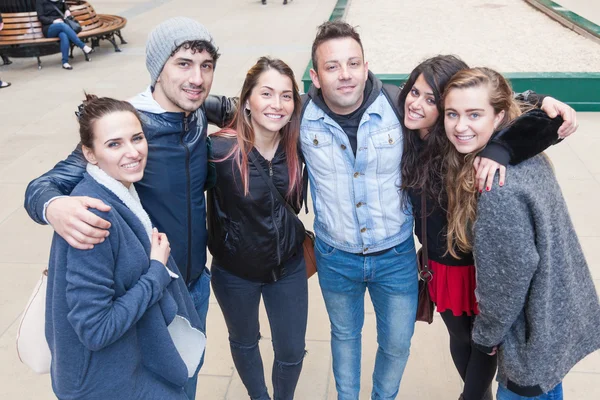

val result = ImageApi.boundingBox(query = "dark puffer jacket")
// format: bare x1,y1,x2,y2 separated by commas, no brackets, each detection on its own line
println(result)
207,135,305,282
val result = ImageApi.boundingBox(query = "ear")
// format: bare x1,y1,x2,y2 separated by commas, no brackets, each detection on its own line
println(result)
245,101,250,111
309,68,321,90
363,61,369,81
493,110,506,130
82,145,97,165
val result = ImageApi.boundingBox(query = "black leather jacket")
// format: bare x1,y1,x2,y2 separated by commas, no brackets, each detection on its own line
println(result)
207,136,305,282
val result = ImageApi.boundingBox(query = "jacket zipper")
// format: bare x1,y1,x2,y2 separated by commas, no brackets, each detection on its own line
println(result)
182,116,192,284
268,160,282,269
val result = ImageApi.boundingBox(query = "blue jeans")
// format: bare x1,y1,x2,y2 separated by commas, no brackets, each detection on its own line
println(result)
211,253,308,400
316,236,418,400
497,382,563,400
183,267,211,399
47,23,85,64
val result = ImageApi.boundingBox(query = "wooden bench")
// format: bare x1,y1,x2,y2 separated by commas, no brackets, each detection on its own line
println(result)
0,1,127,69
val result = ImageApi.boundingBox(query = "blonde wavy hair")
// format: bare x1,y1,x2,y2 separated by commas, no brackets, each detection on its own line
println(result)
443,67,524,258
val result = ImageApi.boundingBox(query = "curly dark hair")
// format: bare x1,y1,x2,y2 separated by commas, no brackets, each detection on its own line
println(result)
399,55,468,208
170,40,221,66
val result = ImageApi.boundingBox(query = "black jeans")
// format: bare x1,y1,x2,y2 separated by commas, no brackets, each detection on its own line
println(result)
440,310,497,400
211,253,308,400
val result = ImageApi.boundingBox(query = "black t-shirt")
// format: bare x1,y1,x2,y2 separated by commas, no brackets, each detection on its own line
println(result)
309,73,381,156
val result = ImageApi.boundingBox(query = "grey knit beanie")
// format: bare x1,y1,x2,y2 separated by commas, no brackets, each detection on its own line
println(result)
146,17,215,87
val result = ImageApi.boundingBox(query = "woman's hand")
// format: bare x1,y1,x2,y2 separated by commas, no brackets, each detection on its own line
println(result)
150,228,171,266
65,10,72,17
474,156,506,192
540,97,578,138
53,18,64,24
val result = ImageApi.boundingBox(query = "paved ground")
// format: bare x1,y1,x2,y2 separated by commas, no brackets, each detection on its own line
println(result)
345,0,600,73
0,0,599,399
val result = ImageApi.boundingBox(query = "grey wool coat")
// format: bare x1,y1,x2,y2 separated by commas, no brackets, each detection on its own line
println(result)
472,152,600,397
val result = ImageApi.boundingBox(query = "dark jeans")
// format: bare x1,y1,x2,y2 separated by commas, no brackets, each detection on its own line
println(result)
440,310,497,400
183,267,212,399
47,23,85,64
211,253,308,400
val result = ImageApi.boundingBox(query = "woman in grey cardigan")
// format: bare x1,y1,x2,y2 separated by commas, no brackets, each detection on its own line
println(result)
442,67,600,399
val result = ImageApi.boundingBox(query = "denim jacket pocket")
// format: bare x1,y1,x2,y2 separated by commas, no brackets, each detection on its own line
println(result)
371,126,402,174
301,130,335,176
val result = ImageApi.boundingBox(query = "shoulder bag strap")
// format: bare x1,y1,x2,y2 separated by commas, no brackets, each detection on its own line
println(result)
420,193,431,276
248,151,297,216
48,1,66,18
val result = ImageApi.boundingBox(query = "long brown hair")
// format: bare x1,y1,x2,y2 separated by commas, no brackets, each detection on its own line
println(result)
399,55,468,209
443,67,523,257
212,57,302,205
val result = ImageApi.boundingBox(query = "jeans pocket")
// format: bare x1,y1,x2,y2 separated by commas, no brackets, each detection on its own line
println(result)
315,237,336,257
392,238,416,255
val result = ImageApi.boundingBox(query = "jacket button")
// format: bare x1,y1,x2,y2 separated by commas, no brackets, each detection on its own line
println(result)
313,138,319,145
354,172,360,178
356,202,362,208
360,227,367,233
388,138,393,144
363,247,369,252
341,144,347,150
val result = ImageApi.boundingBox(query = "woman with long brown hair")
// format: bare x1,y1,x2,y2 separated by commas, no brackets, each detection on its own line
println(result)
207,57,307,400
443,67,600,400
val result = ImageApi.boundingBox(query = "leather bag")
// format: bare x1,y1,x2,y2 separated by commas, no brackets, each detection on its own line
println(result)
249,153,317,279
48,1,82,34
16,269,51,374
416,193,434,324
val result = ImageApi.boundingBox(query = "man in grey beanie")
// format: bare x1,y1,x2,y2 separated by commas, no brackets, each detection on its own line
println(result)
24,16,237,399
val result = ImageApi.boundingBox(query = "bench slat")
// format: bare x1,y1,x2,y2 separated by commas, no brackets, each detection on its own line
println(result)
0,0,127,48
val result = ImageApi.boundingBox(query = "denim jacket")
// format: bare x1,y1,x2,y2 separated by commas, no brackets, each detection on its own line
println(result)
301,86,413,254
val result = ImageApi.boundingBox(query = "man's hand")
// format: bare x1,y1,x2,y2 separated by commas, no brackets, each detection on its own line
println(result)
487,346,498,356
46,197,111,250
540,97,578,138
474,156,506,193
0,22,5,31
53,18,64,24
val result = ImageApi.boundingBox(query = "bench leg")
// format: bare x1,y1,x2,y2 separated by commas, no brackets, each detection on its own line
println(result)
69,44,75,59
37,57,42,70
1,54,12,66
115,31,128,45
107,35,122,53
92,38,100,49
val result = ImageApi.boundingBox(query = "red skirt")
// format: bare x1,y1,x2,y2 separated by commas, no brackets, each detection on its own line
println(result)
427,260,479,316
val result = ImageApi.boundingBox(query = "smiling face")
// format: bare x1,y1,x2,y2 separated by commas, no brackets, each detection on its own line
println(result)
82,111,147,188
444,85,505,154
404,74,440,138
246,68,295,137
153,47,215,114
309,37,369,115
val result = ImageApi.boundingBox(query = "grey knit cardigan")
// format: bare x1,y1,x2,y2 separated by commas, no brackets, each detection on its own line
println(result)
472,153,600,396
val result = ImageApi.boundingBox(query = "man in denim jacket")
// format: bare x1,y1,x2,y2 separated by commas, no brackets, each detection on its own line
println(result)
302,21,417,400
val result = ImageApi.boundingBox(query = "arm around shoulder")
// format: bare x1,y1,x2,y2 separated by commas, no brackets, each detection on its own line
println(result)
24,144,87,224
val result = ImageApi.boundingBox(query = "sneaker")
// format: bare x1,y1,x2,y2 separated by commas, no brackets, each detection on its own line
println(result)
0,81,11,89
62,63,73,70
